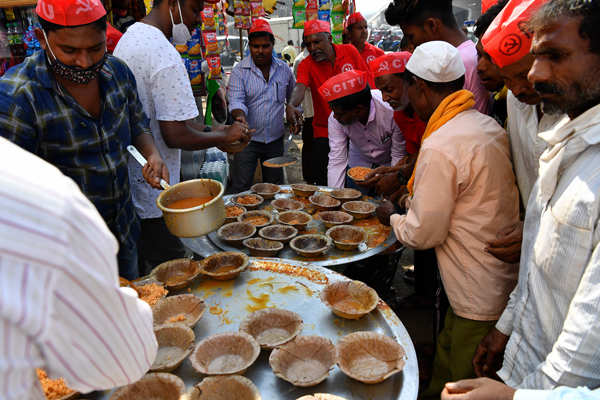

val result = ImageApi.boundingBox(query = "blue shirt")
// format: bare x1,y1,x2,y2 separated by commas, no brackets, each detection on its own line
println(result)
0,50,150,245
227,55,295,144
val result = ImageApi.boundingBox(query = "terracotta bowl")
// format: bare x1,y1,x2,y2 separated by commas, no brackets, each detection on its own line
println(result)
217,222,256,247
239,308,303,349
325,225,367,251
151,258,201,291
243,237,284,257
336,331,406,384
290,234,331,258
276,211,312,231
271,198,304,212
258,224,298,243
318,211,353,229
110,373,185,400
237,210,274,228
297,395,348,400
269,335,336,387
346,167,373,182
291,183,318,197
199,252,249,280
309,194,341,211
320,280,379,320
153,294,206,328
330,188,362,203
189,376,261,400
150,324,195,372
225,205,246,223
232,194,264,210
341,201,377,220
251,183,280,200
190,332,260,376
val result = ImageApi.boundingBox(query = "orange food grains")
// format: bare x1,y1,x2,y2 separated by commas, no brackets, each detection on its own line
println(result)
236,195,260,205
226,206,245,217
136,283,168,306
348,166,373,181
244,216,270,226
167,314,187,323
36,369,75,400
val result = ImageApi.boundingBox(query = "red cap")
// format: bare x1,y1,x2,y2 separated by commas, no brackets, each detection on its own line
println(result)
369,52,411,78
319,70,368,102
481,0,497,14
249,18,273,35
36,0,106,26
346,12,365,28
481,0,547,68
304,19,331,37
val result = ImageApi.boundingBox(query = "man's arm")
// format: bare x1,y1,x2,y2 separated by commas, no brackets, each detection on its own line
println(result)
0,91,38,152
390,115,407,166
227,65,248,125
326,114,349,188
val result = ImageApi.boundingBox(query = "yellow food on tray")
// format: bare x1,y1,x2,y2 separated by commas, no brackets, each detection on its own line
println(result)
136,283,168,306
347,166,373,181
36,369,75,400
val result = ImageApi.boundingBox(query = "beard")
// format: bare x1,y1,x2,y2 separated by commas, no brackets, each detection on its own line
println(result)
536,69,600,116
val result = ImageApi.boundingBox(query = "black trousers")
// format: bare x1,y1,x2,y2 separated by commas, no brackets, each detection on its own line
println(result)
229,137,284,194
137,217,187,276
301,119,329,186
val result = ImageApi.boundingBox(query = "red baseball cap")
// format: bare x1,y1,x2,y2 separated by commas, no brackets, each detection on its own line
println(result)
36,0,106,26
481,0,547,68
304,19,331,37
249,18,273,35
346,12,365,28
319,70,368,102
369,52,411,78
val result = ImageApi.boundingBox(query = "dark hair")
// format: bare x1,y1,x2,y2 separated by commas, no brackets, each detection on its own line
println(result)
385,0,457,29
287,40,294,45
249,31,275,45
474,0,509,38
283,53,291,61
329,86,372,110
38,15,107,32
402,69,465,94
529,0,600,56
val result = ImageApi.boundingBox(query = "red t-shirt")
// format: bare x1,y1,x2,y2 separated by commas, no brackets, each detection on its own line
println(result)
360,42,385,65
393,110,426,155
297,44,373,138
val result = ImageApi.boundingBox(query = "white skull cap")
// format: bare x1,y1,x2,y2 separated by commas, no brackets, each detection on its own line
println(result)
406,41,465,83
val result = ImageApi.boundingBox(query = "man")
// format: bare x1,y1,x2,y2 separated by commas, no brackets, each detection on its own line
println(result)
288,19,372,186
320,70,405,189
345,12,384,65
384,0,491,114
378,41,520,397
0,137,157,399
226,19,296,193
473,0,600,390
113,0,251,273
281,39,298,65
0,0,167,279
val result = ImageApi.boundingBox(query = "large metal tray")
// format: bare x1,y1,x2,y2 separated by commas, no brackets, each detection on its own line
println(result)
181,185,397,267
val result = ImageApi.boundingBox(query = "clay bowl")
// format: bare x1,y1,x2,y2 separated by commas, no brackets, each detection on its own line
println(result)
346,166,373,183
330,188,362,203
336,331,406,384
239,308,303,349
243,237,284,257
259,224,298,244
291,183,318,197
320,280,379,320
225,205,246,223
152,294,206,328
190,332,260,376
251,183,280,200
199,252,249,280
297,395,347,400
271,198,304,212
325,225,367,251
318,211,353,229
237,210,274,228
189,376,261,400
150,324,195,372
151,258,201,290
217,222,256,247
342,201,377,220
110,373,185,400
290,234,331,258
131,279,168,307
276,211,312,231
309,194,341,211
269,335,336,387
232,193,264,210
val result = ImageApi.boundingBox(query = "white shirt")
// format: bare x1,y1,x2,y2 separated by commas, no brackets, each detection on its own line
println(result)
292,49,314,118
506,91,568,205
515,387,600,400
0,138,157,399
497,103,600,389
114,22,199,219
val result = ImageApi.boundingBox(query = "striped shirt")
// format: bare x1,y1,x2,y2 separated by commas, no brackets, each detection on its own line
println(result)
497,103,600,388
227,55,295,144
0,138,157,399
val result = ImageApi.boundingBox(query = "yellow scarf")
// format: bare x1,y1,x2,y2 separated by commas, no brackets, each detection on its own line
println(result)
407,89,475,196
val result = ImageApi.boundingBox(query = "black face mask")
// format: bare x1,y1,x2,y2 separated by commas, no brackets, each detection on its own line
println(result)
42,29,107,85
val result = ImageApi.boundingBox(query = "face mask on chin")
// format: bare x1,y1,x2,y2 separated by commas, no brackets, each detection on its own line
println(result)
170,0,191,45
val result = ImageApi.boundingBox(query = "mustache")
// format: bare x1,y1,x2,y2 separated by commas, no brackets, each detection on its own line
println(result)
535,82,563,96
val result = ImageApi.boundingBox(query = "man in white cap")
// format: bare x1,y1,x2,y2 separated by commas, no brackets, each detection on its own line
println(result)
376,41,521,398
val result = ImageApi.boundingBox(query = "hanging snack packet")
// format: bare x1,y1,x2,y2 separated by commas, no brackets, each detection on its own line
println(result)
318,10,330,21
306,9,318,21
234,15,244,28
175,44,189,54
188,56,204,85
206,55,222,79
293,0,306,7
331,0,343,12
331,12,344,31
332,31,343,44
201,7,217,31
242,15,252,29
318,0,330,10
250,1,264,17
292,8,306,28
242,1,251,15
306,0,318,10
188,27,203,55
203,31,219,56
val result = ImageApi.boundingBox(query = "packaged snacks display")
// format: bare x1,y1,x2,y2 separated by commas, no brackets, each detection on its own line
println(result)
306,10,318,21
293,0,306,7
206,56,222,79
331,0,343,12
306,0,318,10
242,15,252,29
202,32,219,56
176,44,189,54
188,56,203,85
201,7,217,31
250,1,264,18
292,8,306,28
332,30,343,44
331,12,344,31
187,27,203,55
318,0,331,10
318,10,330,21
234,14,244,28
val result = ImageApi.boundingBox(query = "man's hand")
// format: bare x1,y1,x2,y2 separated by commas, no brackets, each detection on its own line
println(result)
472,327,510,378
375,173,403,196
286,104,303,134
376,200,396,226
358,166,391,187
441,378,516,400
142,153,169,190
233,114,247,125
486,222,523,264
